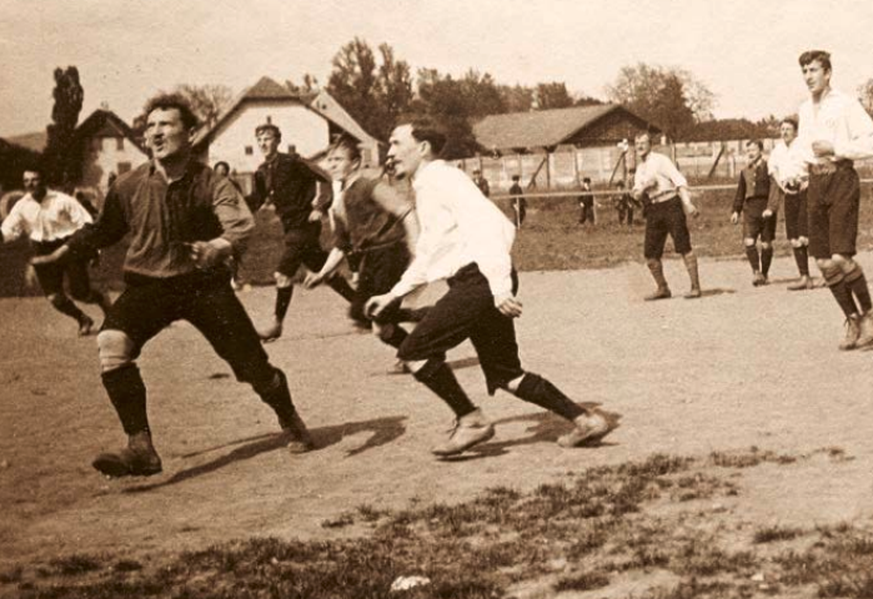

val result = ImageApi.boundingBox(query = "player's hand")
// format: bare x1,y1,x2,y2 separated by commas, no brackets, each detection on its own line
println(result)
24,264,38,288
683,201,699,219
366,293,397,319
495,293,523,318
30,244,69,266
308,210,324,223
730,212,739,225
762,209,774,219
812,140,835,158
303,271,324,289
188,240,227,269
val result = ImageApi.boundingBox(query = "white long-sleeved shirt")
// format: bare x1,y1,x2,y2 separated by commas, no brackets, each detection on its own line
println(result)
390,160,516,298
767,139,807,187
1,190,92,243
796,88,873,165
632,151,688,201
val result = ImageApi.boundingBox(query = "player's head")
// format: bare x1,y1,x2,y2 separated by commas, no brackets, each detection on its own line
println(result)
746,139,763,162
799,50,832,97
583,177,592,186
213,161,230,177
615,181,625,189
779,117,798,144
22,164,47,199
143,93,199,164
326,135,362,183
255,124,282,159
512,174,520,182
388,116,447,179
634,132,652,157
473,168,481,176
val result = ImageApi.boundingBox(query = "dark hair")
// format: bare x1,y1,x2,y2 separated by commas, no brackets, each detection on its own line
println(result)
615,181,625,188
512,175,520,181
143,93,200,130
22,162,44,177
214,161,230,174
799,50,831,72
780,116,799,131
328,135,362,164
746,139,764,150
255,123,281,142
583,177,592,184
396,116,447,157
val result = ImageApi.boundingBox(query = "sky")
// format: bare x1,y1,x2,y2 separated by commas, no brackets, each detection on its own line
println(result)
1,0,872,138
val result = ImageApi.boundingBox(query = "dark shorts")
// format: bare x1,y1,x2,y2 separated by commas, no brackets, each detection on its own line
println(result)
349,241,411,324
808,163,860,259
103,270,274,386
644,197,692,259
277,222,329,278
397,263,523,395
783,189,809,240
32,237,95,300
742,198,776,243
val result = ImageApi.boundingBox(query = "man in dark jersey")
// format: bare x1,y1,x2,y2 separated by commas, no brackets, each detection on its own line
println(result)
731,140,776,286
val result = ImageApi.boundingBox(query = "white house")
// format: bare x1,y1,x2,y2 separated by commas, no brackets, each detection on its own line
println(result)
193,77,380,189
76,109,149,196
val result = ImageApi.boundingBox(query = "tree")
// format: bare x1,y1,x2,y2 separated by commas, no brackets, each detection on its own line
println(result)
605,63,715,140
498,84,535,113
43,66,84,189
174,84,234,130
286,73,320,95
534,82,574,110
859,78,873,117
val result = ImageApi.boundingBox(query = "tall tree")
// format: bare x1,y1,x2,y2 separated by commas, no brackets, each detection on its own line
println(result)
286,73,320,95
498,84,535,113
174,84,234,130
43,66,84,188
534,82,574,110
606,63,715,140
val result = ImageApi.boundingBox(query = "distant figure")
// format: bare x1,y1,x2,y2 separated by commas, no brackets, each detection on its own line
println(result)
106,171,117,190
613,181,635,227
508,175,527,227
730,140,775,286
578,177,595,225
215,161,246,290
1,165,111,336
472,168,490,198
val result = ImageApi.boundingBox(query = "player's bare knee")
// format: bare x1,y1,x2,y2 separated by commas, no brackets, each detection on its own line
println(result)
504,374,526,394
743,238,756,247
761,242,772,250
404,359,428,375
98,330,136,373
798,236,809,246
645,258,660,269
274,272,293,289
789,238,801,248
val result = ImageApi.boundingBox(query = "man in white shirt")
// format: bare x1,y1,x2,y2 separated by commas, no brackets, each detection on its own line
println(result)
795,50,873,350
1,166,110,335
632,133,701,300
366,118,612,457
763,117,813,290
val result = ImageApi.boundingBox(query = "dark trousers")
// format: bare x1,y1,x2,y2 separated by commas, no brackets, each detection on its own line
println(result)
33,237,99,300
349,241,411,325
397,263,523,395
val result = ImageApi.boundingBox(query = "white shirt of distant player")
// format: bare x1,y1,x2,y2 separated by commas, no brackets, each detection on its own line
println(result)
767,140,807,186
390,159,516,298
796,88,873,165
633,151,688,201
1,189,93,243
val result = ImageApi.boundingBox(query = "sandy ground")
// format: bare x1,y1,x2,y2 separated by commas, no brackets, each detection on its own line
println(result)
2,252,873,577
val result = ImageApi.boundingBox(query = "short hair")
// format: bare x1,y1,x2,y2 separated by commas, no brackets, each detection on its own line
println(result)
583,177,592,184
214,161,230,173
22,162,44,177
327,135,362,164
396,116,447,157
255,123,281,142
634,131,652,142
746,139,764,150
780,116,799,131
615,181,625,188
473,168,481,174
512,175,520,181
799,50,831,72
143,93,200,130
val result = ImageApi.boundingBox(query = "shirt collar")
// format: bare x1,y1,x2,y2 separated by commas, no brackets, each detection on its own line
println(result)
412,159,442,190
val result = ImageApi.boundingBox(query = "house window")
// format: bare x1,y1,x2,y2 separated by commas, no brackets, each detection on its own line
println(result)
116,138,124,151
245,146,254,155
117,162,132,174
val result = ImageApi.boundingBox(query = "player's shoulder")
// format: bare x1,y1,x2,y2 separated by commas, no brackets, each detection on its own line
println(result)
112,162,151,195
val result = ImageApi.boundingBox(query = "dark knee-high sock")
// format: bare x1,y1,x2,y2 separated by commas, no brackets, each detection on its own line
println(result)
683,253,700,290
102,364,149,435
83,289,112,315
254,368,299,428
513,373,585,421
413,362,477,418
761,246,773,277
745,246,760,273
49,294,87,322
822,266,859,318
844,263,873,314
327,275,356,303
647,260,668,290
275,286,293,322
793,246,810,277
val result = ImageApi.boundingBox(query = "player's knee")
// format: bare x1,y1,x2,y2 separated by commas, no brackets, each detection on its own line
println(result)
798,236,809,246
46,293,66,309
646,258,660,269
761,242,772,250
97,330,136,373
274,272,293,289
789,238,801,248
743,238,756,247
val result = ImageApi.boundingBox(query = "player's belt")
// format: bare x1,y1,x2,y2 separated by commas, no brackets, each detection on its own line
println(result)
650,193,678,204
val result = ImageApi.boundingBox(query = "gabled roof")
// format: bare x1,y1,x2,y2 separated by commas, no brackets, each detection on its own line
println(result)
308,89,379,147
75,109,147,153
473,104,657,151
5,131,47,153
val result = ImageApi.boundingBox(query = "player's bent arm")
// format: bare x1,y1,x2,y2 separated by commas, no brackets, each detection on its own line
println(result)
31,243,70,265
308,247,345,285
